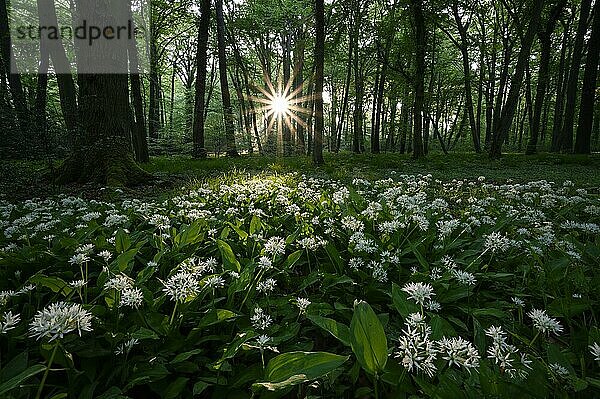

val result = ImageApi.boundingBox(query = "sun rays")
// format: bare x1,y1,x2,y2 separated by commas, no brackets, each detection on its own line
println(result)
247,66,314,155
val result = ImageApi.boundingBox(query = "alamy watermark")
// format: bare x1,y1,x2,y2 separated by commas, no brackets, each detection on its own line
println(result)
10,0,150,74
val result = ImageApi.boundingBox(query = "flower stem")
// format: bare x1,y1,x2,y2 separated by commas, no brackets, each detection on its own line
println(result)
529,330,541,347
169,302,178,326
36,342,59,399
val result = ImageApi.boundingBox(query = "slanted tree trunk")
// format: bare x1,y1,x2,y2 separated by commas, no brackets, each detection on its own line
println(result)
489,0,544,158
526,0,566,154
313,0,325,165
560,0,592,152
215,0,238,156
574,0,600,154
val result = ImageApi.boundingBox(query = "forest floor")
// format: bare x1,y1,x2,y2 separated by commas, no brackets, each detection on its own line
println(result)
1,152,599,201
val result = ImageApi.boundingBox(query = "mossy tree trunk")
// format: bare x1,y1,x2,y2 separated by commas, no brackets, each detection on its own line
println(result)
57,0,151,186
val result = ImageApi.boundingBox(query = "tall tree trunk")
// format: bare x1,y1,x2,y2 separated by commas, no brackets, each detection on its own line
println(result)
560,0,592,152
489,0,544,158
149,36,160,139
526,0,566,154
451,4,481,152
58,0,151,185
0,0,29,133
313,0,325,165
128,0,149,163
282,31,292,156
336,24,353,152
192,0,211,158
411,0,426,158
215,0,238,156
551,18,571,152
574,0,600,154
37,0,78,146
371,52,381,154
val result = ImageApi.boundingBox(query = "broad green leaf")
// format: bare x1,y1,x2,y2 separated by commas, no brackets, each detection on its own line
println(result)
174,221,204,248
216,239,240,272
196,309,238,329
163,377,189,399
226,222,248,240
283,250,303,269
116,248,138,272
193,381,210,395
30,275,73,296
115,229,131,253
0,364,46,396
263,351,348,387
350,301,388,375
307,315,351,346
249,215,262,235
170,349,203,364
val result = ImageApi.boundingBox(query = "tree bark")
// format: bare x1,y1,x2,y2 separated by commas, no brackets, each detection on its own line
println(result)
192,0,211,158
0,0,29,133
313,0,325,165
411,0,426,158
574,0,600,154
489,0,544,158
560,0,592,152
57,0,151,186
526,0,566,154
215,0,238,156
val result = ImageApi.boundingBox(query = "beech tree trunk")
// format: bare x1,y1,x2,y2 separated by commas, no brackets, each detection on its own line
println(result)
560,0,592,152
489,0,544,158
192,0,211,158
526,0,566,154
215,0,238,156
411,0,426,158
313,0,325,165
574,0,600,154
57,0,151,186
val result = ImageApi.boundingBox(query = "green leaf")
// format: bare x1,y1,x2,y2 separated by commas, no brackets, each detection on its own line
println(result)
0,364,46,396
216,239,241,272
196,309,238,329
115,229,131,253
249,215,262,236
226,222,248,240
350,301,388,375
324,242,343,272
170,349,203,364
283,250,303,269
307,315,351,346
174,221,204,248
260,351,348,389
116,248,138,272
391,283,419,317
30,275,72,296
163,377,189,399
193,381,210,395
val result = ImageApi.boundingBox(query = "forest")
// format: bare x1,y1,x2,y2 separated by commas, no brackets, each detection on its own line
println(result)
0,0,600,398
0,0,599,178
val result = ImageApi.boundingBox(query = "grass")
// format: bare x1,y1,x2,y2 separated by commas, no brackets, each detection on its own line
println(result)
2,152,599,202
142,151,600,189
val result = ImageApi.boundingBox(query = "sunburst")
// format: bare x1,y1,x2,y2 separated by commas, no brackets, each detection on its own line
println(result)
248,65,314,156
